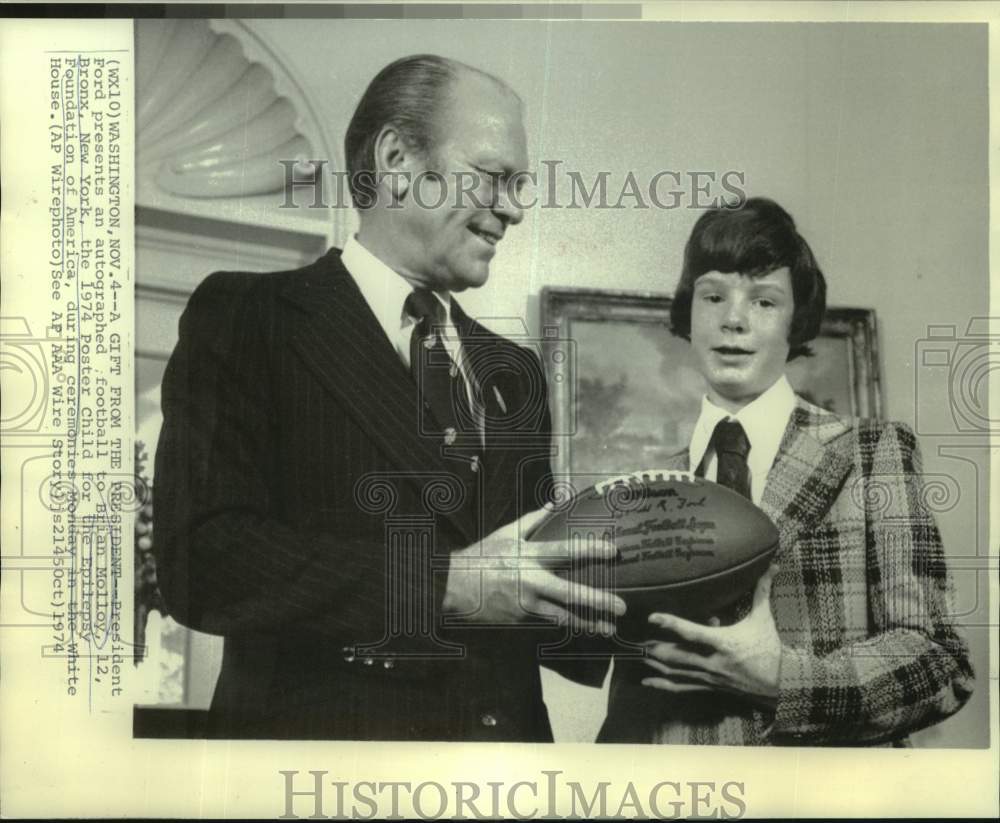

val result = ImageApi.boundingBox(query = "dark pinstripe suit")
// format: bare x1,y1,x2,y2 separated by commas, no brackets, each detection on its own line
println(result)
154,248,557,740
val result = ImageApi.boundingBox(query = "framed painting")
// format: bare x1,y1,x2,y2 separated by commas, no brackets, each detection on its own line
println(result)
541,287,883,478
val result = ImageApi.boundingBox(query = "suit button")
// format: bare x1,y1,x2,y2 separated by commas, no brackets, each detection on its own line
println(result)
341,646,355,663
480,713,497,727
383,658,395,670
362,656,375,667
443,427,457,446
469,455,480,473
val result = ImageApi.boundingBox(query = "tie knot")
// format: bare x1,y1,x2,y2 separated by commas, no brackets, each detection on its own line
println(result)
711,419,750,459
405,289,445,326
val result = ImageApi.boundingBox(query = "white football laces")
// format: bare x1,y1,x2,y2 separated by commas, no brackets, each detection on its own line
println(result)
594,469,698,494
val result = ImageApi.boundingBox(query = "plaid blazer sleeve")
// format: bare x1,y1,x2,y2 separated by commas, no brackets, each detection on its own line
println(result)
770,421,975,744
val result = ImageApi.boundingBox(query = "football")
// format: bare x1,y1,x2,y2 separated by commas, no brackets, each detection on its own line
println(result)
527,470,779,633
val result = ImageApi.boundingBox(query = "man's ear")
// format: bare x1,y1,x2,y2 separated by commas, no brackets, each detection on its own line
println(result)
372,124,416,203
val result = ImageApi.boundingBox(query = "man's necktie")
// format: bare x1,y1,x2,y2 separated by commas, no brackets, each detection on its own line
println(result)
405,289,474,438
708,418,752,500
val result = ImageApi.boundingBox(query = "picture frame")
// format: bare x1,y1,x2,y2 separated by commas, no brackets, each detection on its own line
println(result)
541,287,883,478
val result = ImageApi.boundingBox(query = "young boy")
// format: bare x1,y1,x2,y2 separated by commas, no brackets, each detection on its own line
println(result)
597,197,974,745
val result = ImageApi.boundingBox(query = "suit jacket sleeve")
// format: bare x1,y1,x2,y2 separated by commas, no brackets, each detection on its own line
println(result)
153,272,443,641
769,421,975,744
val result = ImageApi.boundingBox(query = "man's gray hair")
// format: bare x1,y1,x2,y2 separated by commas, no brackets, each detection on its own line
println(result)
344,54,517,209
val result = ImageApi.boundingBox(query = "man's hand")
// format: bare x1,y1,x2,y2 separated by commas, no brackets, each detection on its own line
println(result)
641,565,782,707
442,506,627,634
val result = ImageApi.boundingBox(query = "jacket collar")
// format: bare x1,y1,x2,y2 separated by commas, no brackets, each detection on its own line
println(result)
279,249,481,543
758,399,855,553
672,398,855,548
436,290,549,528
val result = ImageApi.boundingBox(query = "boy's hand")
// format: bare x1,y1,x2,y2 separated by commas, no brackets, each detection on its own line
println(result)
641,565,782,708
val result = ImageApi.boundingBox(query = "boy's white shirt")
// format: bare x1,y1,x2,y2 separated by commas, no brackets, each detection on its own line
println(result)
687,374,798,506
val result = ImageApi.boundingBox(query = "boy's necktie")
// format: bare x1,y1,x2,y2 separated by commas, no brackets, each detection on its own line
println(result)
707,418,751,500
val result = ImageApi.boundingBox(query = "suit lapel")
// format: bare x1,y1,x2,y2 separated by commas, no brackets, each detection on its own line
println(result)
674,401,854,553
451,303,531,527
281,251,477,544
759,401,854,554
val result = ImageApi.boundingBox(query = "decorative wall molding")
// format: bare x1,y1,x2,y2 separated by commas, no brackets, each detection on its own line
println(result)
136,207,327,293
136,19,333,203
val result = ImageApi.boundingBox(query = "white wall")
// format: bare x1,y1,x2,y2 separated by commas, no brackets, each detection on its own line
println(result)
186,20,989,746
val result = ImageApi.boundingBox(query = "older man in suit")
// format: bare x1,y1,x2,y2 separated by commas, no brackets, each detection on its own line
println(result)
153,54,624,741
597,198,974,745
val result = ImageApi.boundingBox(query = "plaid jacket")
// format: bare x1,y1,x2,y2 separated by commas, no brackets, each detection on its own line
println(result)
599,399,975,746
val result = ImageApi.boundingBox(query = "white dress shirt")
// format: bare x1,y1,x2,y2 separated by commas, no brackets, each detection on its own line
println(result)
340,234,481,430
687,375,797,506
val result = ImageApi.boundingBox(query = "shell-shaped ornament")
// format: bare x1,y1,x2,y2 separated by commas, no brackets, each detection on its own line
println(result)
136,19,319,198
